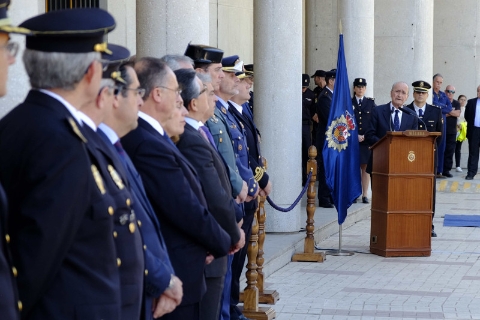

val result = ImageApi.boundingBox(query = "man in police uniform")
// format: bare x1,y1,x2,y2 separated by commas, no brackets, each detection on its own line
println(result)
0,8,131,319
352,78,376,203
302,74,315,185
311,69,326,147
405,80,443,237
315,69,336,208
0,1,30,319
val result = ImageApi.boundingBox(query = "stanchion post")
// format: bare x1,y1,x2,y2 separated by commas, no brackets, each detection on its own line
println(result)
292,145,326,262
239,209,275,320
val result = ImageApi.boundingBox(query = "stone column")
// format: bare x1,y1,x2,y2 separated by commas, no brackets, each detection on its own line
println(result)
375,0,434,103
305,0,338,83
136,0,209,58
254,0,303,232
338,0,375,97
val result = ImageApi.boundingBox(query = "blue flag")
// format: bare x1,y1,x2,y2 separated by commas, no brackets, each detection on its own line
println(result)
322,34,362,225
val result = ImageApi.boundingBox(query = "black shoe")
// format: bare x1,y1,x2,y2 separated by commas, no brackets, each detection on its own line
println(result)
442,172,453,178
318,202,334,208
466,175,474,180
431,229,437,237
436,174,446,179
362,196,369,204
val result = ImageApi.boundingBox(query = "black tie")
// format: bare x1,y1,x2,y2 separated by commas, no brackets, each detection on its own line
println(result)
419,109,423,117
358,99,362,106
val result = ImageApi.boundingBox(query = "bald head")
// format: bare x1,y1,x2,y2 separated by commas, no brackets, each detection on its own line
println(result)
390,82,409,108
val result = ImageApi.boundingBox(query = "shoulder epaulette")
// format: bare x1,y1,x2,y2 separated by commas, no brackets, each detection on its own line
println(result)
67,117,87,143
431,104,441,109
366,97,375,101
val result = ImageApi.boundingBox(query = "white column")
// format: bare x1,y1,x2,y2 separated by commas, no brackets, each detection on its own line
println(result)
338,0,375,97
136,0,209,58
305,0,338,83
254,0,303,232
375,0,434,104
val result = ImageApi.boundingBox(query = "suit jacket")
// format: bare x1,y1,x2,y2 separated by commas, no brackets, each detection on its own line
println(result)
0,183,19,320
177,123,240,277
464,98,479,140
121,118,230,305
98,128,174,320
0,90,122,319
205,107,243,198
365,103,419,146
316,88,333,144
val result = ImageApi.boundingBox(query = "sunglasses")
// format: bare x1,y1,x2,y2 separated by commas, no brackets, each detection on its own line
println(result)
445,90,455,94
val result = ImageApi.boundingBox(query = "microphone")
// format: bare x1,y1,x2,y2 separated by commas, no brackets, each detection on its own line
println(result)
398,106,427,130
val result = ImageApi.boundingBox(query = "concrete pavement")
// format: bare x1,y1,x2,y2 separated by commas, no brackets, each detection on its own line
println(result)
245,167,480,319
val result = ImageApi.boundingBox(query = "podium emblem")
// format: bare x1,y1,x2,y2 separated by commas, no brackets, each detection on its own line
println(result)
408,151,415,162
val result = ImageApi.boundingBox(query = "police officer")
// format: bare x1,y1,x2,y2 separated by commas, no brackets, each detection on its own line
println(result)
352,78,376,203
0,9,130,319
406,80,443,237
244,63,255,116
0,2,30,318
311,69,326,147
302,74,315,185
432,73,452,177
315,69,336,208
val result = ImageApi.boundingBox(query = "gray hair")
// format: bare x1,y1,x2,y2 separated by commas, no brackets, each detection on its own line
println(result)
196,72,212,84
433,73,443,81
160,54,194,71
391,81,409,92
134,57,169,100
23,49,100,90
174,68,200,109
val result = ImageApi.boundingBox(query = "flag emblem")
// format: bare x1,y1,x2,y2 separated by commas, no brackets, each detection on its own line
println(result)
325,111,357,151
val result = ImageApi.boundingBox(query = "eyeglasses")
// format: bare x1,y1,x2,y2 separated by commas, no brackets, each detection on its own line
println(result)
0,42,19,59
445,90,455,94
157,85,182,96
122,87,146,98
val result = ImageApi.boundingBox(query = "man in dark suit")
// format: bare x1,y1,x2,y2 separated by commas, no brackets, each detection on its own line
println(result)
405,80,443,237
352,78,376,203
464,85,480,180
0,3,29,318
0,9,126,319
365,81,418,147
175,69,245,320
302,74,315,186
315,69,336,208
98,61,182,319
122,57,231,320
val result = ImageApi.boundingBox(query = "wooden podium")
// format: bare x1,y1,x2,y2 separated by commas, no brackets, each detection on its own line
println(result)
370,131,440,257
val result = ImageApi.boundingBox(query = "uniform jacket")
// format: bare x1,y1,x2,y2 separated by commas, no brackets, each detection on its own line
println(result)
177,122,240,277
0,183,19,320
0,90,122,319
316,88,333,144
81,125,144,320
405,102,443,136
230,103,270,213
98,128,175,320
302,89,315,123
121,117,231,305
365,103,419,146
465,98,480,140
352,96,376,142
205,107,243,198
216,100,258,198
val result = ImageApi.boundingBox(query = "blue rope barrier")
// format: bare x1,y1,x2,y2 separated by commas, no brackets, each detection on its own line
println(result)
266,171,313,212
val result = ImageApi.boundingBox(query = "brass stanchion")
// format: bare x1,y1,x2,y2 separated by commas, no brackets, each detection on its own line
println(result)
292,145,326,262
239,209,275,320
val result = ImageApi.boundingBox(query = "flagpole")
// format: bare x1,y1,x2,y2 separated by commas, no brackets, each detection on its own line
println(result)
326,225,354,256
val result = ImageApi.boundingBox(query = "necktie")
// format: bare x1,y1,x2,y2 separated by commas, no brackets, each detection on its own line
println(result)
114,140,127,159
394,110,400,131
199,126,218,150
358,99,362,106
419,109,423,117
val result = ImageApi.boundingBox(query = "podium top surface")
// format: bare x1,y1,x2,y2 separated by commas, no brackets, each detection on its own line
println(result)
370,130,441,150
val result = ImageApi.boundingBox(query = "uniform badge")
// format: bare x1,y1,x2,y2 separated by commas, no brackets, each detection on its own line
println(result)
108,165,125,190
221,107,227,114
239,144,243,151
325,111,356,152
219,138,223,143
119,214,128,225
91,165,106,194
239,122,244,129
68,117,87,143
211,114,219,123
